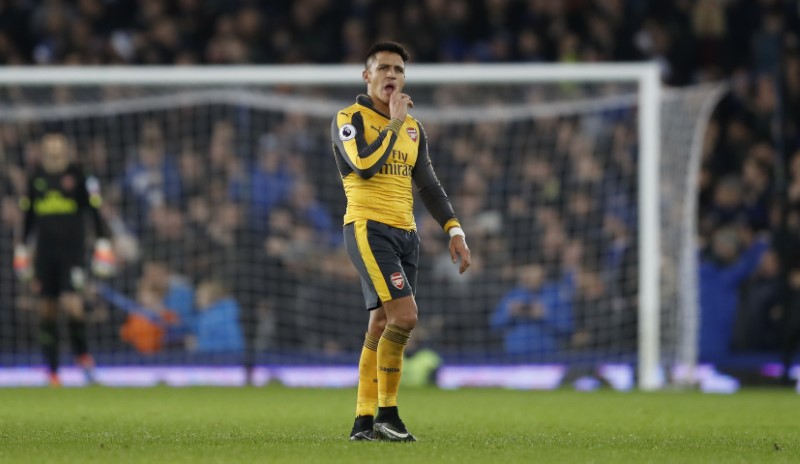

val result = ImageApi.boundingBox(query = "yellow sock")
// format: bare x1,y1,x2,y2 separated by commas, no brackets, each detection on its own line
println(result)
356,333,379,417
377,324,411,408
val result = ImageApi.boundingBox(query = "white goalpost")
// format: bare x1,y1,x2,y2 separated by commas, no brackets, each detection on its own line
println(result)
0,64,724,389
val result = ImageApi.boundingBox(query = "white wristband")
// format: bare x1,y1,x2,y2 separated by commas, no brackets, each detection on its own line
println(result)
448,227,465,239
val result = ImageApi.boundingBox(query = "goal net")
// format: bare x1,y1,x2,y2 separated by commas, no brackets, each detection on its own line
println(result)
0,65,724,388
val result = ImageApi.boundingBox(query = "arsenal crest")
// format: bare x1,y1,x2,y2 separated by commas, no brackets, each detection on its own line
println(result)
390,272,405,290
406,127,418,142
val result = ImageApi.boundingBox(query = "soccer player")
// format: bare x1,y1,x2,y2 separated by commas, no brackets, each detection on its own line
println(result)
331,42,471,442
14,133,114,386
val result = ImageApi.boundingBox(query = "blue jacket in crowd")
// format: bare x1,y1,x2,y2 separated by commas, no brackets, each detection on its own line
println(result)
490,272,575,356
698,239,769,363
194,298,245,353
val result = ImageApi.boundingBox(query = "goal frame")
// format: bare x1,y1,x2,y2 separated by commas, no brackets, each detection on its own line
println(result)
0,63,663,390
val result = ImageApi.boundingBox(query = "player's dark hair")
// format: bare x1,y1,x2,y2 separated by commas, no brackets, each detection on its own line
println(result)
365,42,410,69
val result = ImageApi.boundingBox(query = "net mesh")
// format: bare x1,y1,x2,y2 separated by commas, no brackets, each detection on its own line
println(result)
0,77,724,385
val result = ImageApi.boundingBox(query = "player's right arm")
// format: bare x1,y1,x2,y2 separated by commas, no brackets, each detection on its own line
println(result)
331,112,403,179
75,166,115,277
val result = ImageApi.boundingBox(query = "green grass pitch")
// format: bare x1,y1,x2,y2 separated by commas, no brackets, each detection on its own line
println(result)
0,386,797,463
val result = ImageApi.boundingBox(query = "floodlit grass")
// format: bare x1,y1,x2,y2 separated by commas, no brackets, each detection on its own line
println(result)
0,386,797,463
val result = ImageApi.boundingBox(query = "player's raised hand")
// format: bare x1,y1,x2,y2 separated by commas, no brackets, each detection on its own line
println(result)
389,92,413,121
449,235,471,274
13,244,33,282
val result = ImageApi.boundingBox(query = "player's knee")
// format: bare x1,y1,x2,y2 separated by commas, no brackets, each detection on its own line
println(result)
368,317,387,335
384,297,418,330
391,311,417,331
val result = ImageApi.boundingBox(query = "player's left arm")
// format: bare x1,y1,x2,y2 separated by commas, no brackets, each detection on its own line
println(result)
76,166,110,239
76,166,115,277
412,123,471,274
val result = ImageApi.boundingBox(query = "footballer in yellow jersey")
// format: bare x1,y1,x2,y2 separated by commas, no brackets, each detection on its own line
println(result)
332,95,460,233
331,42,471,442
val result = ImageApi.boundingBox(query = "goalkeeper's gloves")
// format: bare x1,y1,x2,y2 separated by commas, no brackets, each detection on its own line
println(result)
13,244,33,282
91,238,116,278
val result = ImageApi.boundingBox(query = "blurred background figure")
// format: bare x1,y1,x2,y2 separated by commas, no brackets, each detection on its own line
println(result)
119,277,179,355
491,264,575,356
14,133,114,386
698,227,769,365
122,121,181,234
186,279,244,354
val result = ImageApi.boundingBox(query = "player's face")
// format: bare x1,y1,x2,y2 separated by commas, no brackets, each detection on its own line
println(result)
41,134,69,174
363,51,405,107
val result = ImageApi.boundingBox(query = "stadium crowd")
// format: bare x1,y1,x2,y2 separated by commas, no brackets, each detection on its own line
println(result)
0,0,798,374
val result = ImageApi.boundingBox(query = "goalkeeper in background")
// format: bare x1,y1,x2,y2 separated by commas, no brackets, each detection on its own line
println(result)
14,133,114,387
331,42,471,442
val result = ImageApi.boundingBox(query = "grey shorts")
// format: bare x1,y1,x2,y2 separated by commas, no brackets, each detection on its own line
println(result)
343,219,419,310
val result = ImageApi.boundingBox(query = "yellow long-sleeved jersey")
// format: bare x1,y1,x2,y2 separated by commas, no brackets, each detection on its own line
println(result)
331,95,460,232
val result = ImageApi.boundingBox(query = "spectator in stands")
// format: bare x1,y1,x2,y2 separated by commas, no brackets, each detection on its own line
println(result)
282,179,338,248
207,120,241,186
601,213,637,338
119,277,178,355
186,279,244,353
177,144,206,204
245,206,301,351
771,206,800,384
737,249,783,351
140,205,194,278
203,201,244,274
781,273,800,385
490,263,575,356
741,157,772,231
232,136,294,233
699,227,769,364
85,136,112,186
122,121,181,232
293,251,364,353
571,265,611,350
536,213,571,278
137,261,194,346
703,175,748,233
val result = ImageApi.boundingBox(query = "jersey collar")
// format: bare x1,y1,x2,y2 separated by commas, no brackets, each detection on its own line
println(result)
356,94,391,119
